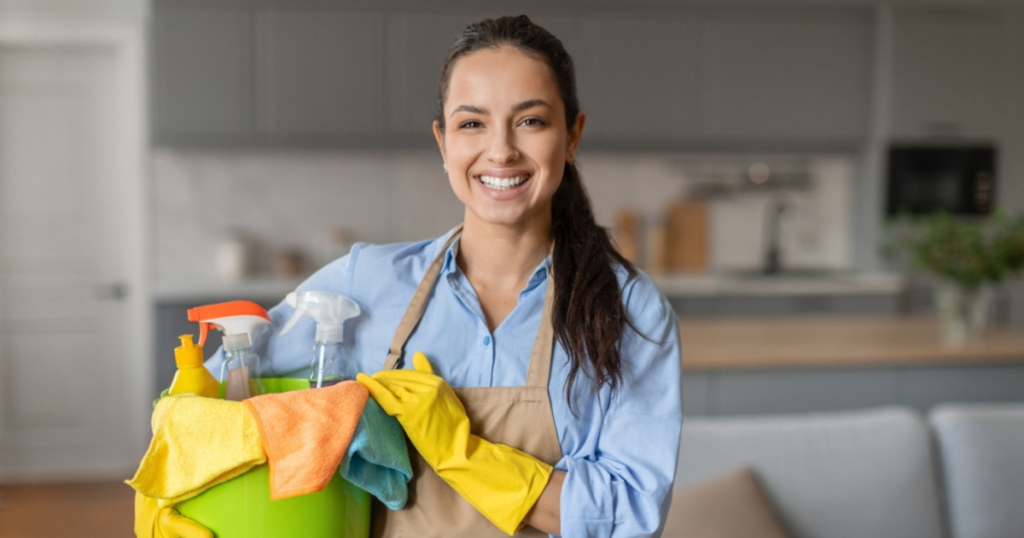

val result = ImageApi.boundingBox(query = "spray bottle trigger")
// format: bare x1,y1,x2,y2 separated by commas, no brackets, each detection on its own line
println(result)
197,322,210,347
279,308,305,336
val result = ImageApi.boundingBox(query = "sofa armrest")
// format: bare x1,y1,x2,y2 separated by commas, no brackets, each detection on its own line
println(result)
930,404,1024,538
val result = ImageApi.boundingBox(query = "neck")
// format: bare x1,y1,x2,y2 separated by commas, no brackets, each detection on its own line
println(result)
457,210,552,293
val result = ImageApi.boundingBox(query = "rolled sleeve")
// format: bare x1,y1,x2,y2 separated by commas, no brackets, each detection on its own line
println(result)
557,276,683,537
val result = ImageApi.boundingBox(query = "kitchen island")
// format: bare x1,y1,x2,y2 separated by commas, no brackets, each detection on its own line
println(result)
680,316,1024,416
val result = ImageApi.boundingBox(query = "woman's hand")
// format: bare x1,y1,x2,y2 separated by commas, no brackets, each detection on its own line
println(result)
357,352,554,535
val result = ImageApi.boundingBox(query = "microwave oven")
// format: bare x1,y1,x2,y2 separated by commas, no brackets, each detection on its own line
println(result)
886,145,996,216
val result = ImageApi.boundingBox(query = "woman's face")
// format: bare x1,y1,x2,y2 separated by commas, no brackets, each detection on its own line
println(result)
434,46,585,230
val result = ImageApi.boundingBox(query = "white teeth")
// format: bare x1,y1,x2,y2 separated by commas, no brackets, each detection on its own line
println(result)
478,175,527,190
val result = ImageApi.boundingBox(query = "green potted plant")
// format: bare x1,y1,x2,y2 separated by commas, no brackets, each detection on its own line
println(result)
885,211,1024,343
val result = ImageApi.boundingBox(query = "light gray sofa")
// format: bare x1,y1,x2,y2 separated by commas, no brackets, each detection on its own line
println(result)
668,404,1024,538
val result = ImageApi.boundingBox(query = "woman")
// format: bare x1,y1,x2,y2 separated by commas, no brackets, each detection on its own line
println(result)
242,15,681,537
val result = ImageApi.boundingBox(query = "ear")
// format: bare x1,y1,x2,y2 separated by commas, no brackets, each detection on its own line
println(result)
566,111,586,163
433,120,447,170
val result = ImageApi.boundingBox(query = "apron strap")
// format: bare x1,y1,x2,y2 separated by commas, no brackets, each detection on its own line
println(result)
525,272,555,389
383,226,462,370
382,224,555,392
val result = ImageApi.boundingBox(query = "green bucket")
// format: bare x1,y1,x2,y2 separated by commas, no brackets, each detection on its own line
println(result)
176,378,372,538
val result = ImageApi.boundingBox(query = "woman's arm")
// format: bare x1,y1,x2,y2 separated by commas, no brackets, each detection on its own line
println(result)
554,276,684,537
524,470,564,534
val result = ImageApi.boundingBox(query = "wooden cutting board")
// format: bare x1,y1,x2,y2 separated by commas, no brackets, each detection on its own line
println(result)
664,200,708,273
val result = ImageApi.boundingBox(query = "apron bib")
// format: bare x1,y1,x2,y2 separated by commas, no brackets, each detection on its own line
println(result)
372,227,562,538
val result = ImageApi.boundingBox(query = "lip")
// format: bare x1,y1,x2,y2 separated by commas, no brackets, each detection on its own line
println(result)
473,169,534,200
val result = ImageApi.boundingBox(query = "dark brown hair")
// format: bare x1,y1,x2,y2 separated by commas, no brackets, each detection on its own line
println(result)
436,15,639,406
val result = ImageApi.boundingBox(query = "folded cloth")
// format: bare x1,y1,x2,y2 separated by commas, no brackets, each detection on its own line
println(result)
127,395,266,507
339,398,414,510
244,381,368,500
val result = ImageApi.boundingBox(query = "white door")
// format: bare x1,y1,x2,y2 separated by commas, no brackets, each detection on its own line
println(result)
0,44,140,480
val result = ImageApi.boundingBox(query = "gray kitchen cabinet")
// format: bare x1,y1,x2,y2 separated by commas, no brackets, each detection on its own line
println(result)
259,10,386,143
584,15,701,143
890,9,1011,139
699,10,873,141
153,6,255,144
385,12,492,142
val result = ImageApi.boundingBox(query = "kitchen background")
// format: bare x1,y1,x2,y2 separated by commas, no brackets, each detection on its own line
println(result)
2,0,1024,496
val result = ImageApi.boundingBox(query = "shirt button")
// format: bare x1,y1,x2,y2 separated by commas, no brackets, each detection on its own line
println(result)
483,335,491,346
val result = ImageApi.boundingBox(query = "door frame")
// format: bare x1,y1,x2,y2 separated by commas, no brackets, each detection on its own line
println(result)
0,13,151,479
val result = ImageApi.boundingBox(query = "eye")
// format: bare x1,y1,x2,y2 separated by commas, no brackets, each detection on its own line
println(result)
520,117,546,127
458,120,483,129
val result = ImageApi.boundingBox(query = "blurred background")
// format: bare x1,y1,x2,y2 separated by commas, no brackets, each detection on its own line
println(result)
1,0,1023,535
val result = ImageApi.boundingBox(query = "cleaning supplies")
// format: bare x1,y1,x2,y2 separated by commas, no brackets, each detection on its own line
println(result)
188,301,271,401
127,395,267,507
169,335,219,398
135,492,213,538
243,381,368,500
339,398,414,510
279,291,360,388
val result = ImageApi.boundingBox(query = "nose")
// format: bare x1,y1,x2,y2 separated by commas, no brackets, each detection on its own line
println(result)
486,125,519,164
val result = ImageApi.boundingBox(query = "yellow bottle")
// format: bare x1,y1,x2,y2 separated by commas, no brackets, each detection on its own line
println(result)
169,334,219,398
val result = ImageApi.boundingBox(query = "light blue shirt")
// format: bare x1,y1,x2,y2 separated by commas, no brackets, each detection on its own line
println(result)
206,227,683,537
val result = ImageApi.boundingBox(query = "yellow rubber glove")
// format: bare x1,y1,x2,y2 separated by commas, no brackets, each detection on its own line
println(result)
134,492,212,538
357,352,553,535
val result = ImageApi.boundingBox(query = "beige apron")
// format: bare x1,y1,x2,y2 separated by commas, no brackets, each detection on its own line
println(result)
373,228,563,538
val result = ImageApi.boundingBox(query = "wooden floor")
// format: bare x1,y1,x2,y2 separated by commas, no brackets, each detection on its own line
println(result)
0,482,135,538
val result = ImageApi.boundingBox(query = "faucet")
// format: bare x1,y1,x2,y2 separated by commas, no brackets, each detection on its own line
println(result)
764,200,788,275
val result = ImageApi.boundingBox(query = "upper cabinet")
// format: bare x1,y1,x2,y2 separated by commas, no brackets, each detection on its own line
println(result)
152,7,254,144
890,9,1011,139
583,16,702,143
150,5,874,148
259,10,386,143
699,11,873,141
152,5,387,145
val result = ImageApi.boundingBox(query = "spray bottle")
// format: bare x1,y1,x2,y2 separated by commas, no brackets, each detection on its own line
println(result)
188,300,271,401
279,291,360,388
168,334,220,398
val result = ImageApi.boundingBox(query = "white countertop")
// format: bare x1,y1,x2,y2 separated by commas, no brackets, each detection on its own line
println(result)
154,271,906,303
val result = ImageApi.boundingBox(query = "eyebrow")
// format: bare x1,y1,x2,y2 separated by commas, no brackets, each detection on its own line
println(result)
449,99,552,118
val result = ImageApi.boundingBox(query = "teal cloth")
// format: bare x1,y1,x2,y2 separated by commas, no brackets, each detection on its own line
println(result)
339,398,413,510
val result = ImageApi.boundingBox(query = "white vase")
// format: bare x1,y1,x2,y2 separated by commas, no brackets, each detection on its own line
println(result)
934,281,993,344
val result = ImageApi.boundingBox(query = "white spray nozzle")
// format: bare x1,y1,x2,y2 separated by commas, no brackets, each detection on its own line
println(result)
280,290,360,343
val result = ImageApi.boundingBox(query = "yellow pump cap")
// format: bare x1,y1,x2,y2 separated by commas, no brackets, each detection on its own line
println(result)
175,334,204,368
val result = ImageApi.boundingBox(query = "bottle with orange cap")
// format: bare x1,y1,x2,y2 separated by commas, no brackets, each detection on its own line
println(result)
187,300,271,401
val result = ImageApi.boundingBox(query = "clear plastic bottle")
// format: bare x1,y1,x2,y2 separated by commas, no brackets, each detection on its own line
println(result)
220,332,263,400
279,291,360,389
188,300,271,401
310,340,346,388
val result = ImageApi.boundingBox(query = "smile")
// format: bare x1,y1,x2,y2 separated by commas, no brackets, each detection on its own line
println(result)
477,174,530,191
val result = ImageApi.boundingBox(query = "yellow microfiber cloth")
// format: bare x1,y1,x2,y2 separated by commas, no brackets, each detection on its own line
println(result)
243,381,368,500
126,394,266,507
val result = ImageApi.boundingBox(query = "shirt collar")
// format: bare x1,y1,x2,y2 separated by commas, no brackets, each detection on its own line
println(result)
436,228,552,283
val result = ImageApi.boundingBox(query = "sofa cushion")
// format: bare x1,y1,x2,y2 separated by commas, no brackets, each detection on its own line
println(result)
673,407,944,538
930,404,1024,538
663,466,791,538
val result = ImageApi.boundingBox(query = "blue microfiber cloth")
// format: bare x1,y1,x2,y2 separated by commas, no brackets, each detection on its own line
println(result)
339,398,413,510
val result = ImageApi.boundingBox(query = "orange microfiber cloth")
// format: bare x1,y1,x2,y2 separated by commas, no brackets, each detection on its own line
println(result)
243,381,368,500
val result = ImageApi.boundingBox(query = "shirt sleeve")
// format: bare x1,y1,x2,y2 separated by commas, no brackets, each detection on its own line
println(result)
204,246,359,377
557,275,683,537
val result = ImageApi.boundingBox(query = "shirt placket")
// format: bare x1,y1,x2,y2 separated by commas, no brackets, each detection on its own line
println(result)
445,271,496,387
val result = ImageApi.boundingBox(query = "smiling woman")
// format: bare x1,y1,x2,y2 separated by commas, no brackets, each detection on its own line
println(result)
202,14,683,538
